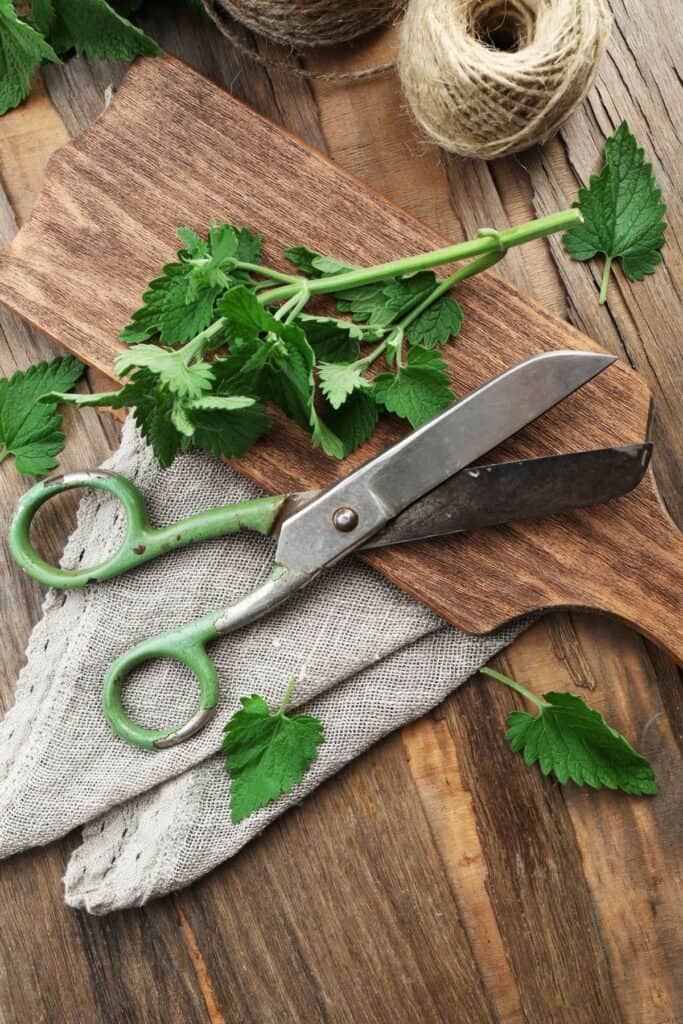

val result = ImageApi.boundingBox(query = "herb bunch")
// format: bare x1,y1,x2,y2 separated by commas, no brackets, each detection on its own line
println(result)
48,210,581,468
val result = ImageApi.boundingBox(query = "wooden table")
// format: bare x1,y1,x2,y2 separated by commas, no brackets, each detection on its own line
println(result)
0,6,680,1022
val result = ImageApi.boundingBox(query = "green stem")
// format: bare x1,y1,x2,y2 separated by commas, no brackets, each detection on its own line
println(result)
356,334,392,369
397,249,506,334
273,293,301,322
480,666,548,710
234,261,302,285
599,255,613,305
0,444,8,466
277,676,297,716
178,317,227,360
258,210,581,306
283,288,310,324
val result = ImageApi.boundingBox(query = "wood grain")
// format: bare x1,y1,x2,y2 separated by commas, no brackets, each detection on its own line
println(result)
0,55,680,659
0,3,680,1022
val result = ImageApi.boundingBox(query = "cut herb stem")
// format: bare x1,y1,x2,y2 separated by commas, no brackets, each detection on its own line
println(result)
277,676,297,716
599,255,613,304
258,209,581,306
480,666,548,709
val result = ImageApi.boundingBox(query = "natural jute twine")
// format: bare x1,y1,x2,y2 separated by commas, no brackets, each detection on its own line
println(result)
214,0,404,47
201,0,402,81
397,0,612,159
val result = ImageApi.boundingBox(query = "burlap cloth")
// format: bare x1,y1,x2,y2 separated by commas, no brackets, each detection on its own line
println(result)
0,416,527,913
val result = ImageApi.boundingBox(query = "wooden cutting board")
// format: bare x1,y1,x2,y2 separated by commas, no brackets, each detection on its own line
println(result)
0,56,680,661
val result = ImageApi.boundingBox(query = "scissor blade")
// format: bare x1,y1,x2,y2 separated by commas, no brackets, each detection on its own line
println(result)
276,350,615,574
362,444,651,549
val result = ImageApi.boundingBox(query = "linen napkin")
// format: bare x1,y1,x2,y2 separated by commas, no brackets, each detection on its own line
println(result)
0,416,526,912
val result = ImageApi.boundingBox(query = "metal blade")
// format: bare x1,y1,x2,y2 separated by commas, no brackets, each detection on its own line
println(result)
276,350,616,574
362,444,652,549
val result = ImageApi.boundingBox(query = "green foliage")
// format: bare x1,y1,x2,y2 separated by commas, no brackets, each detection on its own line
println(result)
0,0,58,116
0,0,218,117
406,295,463,349
481,667,657,796
563,122,667,303
56,219,470,466
223,681,324,823
506,691,657,795
31,0,161,60
373,346,455,428
0,356,84,474
55,212,583,469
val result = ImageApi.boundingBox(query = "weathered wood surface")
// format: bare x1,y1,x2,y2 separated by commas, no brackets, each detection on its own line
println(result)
0,55,681,658
0,3,680,1022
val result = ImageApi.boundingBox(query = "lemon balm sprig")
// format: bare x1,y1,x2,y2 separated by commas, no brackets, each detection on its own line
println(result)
45,210,581,468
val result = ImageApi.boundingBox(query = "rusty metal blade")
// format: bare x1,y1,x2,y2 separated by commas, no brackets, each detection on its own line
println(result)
361,444,652,549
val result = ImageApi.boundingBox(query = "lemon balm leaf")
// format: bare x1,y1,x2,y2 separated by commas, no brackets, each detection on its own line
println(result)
563,122,667,304
223,679,324,823
0,356,84,475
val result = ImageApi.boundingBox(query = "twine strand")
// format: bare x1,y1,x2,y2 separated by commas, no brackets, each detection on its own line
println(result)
201,0,399,81
201,0,611,158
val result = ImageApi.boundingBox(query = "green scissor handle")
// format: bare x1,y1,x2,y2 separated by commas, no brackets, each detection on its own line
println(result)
101,609,223,750
101,564,313,749
9,470,286,589
8,470,309,750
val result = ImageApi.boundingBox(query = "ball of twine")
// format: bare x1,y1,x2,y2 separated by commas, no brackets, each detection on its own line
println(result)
213,0,406,48
398,0,612,159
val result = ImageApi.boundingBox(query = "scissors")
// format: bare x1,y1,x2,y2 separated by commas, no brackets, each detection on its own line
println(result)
9,350,651,751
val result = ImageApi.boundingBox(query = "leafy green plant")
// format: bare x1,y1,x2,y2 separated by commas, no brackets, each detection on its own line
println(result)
0,0,207,116
0,355,84,474
48,210,581,468
563,121,667,304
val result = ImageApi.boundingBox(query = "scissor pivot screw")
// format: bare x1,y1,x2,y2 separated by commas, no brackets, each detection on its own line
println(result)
333,507,359,532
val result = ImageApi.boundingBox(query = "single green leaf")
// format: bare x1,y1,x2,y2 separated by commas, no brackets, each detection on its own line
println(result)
170,401,195,438
264,323,316,431
283,245,352,278
373,346,455,428
190,400,268,459
234,225,262,265
216,284,280,341
118,262,187,344
563,122,667,302
223,687,324,823
176,226,208,259
41,387,129,408
208,222,239,263
0,356,84,474
317,360,370,410
383,271,437,315
321,389,378,457
333,279,397,327
114,345,214,400
405,295,463,348
295,314,363,363
309,408,345,459
129,377,186,469
0,0,58,116
188,394,255,412
39,0,161,59
159,275,221,344
505,691,658,795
